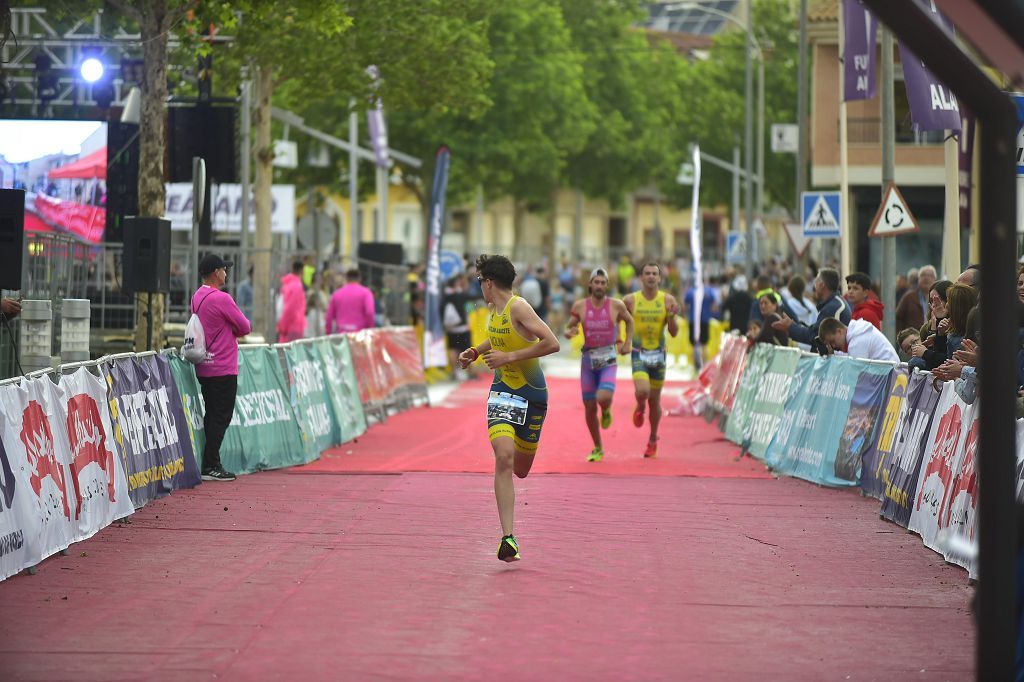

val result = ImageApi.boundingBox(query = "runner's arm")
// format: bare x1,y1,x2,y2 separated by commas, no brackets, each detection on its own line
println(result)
508,300,560,361
565,299,583,338
615,300,633,354
665,294,680,337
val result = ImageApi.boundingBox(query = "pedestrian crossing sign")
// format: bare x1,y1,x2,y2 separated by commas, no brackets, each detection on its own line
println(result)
726,231,746,264
801,191,841,238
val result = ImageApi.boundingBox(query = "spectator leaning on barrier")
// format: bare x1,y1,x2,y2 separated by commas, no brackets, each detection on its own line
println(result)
277,260,308,343
896,264,936,333
818,317,899,363
845,272,884,330
326,268,376,334
909,279,953,372
772,267,851,345
191,254,251,482
754,290,789,346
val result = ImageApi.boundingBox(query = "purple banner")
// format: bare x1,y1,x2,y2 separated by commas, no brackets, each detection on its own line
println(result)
102,356,200,508
898,3,960,132
958,110,974,231
842,0,877,101
879,372,941,528
423,146,451,368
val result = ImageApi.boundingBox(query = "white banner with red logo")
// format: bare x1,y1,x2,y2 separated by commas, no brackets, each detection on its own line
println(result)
0,372,135,581
907,382,974,555
58,368,135,538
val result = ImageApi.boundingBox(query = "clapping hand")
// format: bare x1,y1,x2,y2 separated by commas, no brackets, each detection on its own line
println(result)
953,339,978,367
771,313,794,332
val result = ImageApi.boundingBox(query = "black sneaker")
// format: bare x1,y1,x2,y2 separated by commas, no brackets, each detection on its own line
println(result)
202,467,236,482
497,534,521,562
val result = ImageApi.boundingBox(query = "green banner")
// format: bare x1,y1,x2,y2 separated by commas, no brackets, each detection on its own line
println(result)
318,338,367,442
166,354,207,469
744,347,801,460
724,343,771,444
220,346,306,473
284,343,339,461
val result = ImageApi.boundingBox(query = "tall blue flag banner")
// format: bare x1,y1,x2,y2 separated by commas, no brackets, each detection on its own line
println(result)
842,0,877,101
897,3,960,132
423,147,451,368
880,372,940,528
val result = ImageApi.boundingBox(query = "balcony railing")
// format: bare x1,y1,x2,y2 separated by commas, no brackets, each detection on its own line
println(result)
845,117,946,145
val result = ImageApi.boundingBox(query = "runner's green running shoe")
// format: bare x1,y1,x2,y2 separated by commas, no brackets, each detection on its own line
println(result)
587,446,604,462
601,407,612,429
497,534,520,562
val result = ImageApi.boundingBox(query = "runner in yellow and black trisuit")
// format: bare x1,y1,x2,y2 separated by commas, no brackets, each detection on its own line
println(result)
623,261,679,458
459,254,559,562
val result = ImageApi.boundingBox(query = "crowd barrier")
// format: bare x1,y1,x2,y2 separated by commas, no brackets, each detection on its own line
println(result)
701,334,1017,580
0,326,427,581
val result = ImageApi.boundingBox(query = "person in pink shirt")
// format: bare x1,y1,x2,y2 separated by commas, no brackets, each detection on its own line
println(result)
276,260,307,343
190,254,252,482
326,268,376,334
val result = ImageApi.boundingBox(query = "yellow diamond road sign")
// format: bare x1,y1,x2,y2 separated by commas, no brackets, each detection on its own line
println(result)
869,182,920,237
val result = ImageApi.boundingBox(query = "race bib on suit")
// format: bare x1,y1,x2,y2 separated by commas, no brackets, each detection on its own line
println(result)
487,391,529,426
588,345,617,370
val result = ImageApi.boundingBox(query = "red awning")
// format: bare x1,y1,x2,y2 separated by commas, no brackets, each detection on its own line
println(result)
48,147,107,180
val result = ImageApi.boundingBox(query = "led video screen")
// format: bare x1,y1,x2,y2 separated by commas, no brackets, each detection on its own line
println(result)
0,120,108,244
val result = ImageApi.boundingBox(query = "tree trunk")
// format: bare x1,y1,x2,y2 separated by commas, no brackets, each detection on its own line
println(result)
251,63,274,340
134,0,171,351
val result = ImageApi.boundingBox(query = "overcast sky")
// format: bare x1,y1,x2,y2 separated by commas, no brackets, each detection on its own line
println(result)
0,120,104,163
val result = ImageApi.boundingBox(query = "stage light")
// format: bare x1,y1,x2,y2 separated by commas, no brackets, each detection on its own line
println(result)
80,57,104,83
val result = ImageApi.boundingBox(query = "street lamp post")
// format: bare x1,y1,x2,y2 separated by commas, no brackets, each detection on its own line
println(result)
662,1,763,277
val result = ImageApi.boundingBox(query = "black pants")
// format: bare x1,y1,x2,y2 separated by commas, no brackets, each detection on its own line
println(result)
197,374,237,472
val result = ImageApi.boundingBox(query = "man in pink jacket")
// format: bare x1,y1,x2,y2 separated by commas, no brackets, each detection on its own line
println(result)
326,268,376,333
277,260,307,342
191,254,252,482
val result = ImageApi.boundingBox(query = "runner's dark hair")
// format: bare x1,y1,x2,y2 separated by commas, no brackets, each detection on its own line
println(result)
475,254,516,289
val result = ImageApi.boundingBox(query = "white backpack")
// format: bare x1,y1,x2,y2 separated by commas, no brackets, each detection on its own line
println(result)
181,294,214,364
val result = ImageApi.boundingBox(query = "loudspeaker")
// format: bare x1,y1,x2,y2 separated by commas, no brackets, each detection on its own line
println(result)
122,217,171,294
167,105,238,183
357,242,404,266
0,189,25,291
105,121,140,243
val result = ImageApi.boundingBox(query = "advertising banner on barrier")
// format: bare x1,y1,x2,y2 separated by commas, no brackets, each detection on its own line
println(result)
284,343,338,461
880,372,940,528
708,335,747,415
745,348,801,460
144,355,199,474
166,355,206,467
0,378,78,570
220,347,306,474
942,402,981,575
765,357,891,486
58,368,135,540
724,343,771,443
101,356,200,508
0,406,42,581
318,338,367,442
859,367,909,499
908,382,973,552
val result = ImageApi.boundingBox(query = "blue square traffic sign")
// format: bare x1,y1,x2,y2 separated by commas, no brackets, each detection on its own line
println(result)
801,191,842,238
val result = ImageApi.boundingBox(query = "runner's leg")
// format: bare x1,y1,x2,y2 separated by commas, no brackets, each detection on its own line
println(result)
648,386,664,443
584,399,601,448
493,436,516,536
514,449,536,478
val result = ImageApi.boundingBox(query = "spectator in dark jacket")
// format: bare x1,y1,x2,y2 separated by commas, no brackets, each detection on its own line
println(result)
772,268,851,345
909,279,952,371
722,275,752,333
896,264,936,333
754,292,789,346
845,272,884,330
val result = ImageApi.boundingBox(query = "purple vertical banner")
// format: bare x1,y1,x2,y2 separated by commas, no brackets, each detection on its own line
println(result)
842,0,877,101
366,65,390,169
423,147,451,368
898,2,961,132
958,110,974,231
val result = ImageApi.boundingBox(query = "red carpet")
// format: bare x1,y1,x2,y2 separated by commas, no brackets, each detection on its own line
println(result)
0,471,972,680
299,377,771,478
